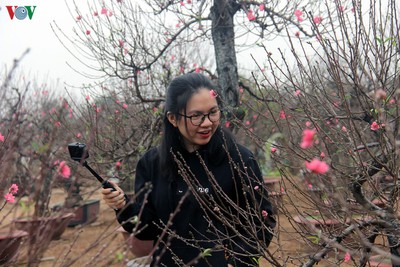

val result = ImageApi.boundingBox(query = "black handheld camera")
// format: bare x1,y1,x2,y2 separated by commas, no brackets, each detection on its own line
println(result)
68,142,116,191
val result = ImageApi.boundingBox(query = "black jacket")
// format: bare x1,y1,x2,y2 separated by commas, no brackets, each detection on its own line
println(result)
117,143,276,267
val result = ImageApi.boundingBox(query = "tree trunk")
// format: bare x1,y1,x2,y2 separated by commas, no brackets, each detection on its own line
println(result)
210,0,240,107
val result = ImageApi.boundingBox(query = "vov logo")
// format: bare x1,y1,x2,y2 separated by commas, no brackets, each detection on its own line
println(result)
6,6,37,20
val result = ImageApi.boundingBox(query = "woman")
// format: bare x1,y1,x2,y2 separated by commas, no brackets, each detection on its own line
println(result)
102,73,276,266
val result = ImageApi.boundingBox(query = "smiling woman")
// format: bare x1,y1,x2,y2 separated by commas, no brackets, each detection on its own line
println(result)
101,73,276,267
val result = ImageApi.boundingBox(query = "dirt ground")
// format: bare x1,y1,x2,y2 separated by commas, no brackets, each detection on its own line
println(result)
1,185,381,267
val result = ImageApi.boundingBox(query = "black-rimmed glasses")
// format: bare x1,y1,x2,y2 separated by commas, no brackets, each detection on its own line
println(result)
178,109,221,126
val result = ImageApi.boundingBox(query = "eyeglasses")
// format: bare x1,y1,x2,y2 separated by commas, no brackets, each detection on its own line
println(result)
178,109,221,126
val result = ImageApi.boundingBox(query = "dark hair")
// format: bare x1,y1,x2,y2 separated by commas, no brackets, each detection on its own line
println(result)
159,73,235,179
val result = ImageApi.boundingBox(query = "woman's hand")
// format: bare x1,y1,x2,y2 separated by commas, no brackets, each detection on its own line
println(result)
101,181,126,210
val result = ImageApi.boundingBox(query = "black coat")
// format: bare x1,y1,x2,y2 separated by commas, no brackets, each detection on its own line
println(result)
117,143,276,267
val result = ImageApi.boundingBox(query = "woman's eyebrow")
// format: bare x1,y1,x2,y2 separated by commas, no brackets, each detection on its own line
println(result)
187,106,219,114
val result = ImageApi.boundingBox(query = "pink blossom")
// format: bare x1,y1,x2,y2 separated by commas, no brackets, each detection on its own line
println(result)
86,30,91,35
94,11,98,16
9,184,18,195
101,8,107,15
294,9,302,17
122,103,128,109
55,121,61,127
300,128,317,149
370,121,380,131
342,126,347,132
0,132,4,142
262,210,268,218
225,121,231,128
344,252,351,262
338,6,345,12
108,11,113,17
320,152,325,159
313,16,323,24
4,193,15,203
305,121,312,127
247,10,256,21
375,88,387,100
76,133,82,138
58,161,71,178
279,110,286,119
305,159,329,174
254,185,259,190
85,95,90,101
245,121,251,126
76,15,82,21
297,16,303,22
271,147,277,153
308,183,313,189
119,40,124,47
116,161,122,168
259,4,265,11
210,90,218,98
295,89,301,96
180,1,185,6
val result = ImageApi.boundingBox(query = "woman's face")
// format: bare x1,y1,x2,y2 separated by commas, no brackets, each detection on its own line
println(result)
168,88,220,152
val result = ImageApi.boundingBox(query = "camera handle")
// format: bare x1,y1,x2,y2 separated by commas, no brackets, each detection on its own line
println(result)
82,161,116,191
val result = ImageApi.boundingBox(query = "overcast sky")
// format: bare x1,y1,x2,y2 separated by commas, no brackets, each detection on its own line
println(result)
0,0,93,91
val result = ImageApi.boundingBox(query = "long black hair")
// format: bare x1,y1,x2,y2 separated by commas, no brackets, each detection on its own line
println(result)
159,73,236,179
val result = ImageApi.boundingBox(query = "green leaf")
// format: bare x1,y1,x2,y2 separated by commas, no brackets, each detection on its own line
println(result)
202,248,212,257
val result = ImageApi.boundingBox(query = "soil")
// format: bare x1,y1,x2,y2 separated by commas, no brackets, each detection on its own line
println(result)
1,184,383,267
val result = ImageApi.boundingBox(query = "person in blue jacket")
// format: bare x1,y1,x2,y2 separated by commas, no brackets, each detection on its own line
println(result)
102,73,276,266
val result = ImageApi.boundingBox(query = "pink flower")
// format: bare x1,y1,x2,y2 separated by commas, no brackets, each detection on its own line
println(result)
279,110,286,119
122,103,128,109
313,16,323,24
119,40,124,47
320,152,325,159
297,16,303,22
344,252,351,262
305,159,329,174
9,184,19,195
342,126,347,132
76,15,82,21
305,121,312,127
300,128,317,149
247,10,256,21
76,133,82,138
108,11,113,17
271,147,277,153
116,161,122,168
262,210,268,218
210,90,218,98
86,30,91,35
195,67,200,73
0,132,4,142
259,4,265,11
375,88,387,100
225,121,231,128
101,8,107,15
58,161,71,178
85,95,90,101
4,193,15,203
371,121,380,131
294,89,301,96
294,9,302,17
338,6,345,12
